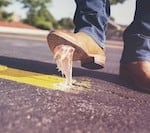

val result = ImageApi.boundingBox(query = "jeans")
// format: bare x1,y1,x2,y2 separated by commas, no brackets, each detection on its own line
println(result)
74,0,110,48
74,0,150,64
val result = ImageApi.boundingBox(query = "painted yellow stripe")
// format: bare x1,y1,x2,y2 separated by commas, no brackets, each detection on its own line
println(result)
0,65,64,89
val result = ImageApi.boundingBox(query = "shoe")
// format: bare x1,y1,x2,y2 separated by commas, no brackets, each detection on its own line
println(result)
120,61,150,89
47,30,106,69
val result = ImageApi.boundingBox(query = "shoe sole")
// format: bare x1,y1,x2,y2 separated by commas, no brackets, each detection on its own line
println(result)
47,31,105,69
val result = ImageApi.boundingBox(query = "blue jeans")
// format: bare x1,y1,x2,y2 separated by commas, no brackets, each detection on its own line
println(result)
74,0,150,64
74,0,110,48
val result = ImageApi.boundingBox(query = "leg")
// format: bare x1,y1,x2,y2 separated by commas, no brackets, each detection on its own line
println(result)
47,0,110,69
120,0,150,89
74,0,110,48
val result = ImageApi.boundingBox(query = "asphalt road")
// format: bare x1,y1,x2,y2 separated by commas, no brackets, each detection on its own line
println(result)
0,34,150,133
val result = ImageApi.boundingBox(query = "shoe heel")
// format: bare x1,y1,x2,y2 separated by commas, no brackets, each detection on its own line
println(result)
81,55,105,69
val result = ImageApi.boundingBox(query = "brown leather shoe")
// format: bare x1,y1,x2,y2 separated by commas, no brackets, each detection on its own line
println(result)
120,61,150,89
47,30,106,69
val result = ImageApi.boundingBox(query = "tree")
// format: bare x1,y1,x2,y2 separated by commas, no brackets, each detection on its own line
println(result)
17,0,127,29
17,0,56,29
33,5,57,30
0,0,12,21
56,18,74,30
0,0,10,6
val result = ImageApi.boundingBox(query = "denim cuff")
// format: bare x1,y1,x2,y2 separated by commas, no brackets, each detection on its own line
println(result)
120,33,150,64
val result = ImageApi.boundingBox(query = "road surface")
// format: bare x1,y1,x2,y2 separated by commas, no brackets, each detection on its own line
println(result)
0,34,150,133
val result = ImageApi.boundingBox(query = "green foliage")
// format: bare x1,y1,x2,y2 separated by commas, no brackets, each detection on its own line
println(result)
17,0,56,29
0,0,12,20
0,11,12,21
0,0,11,7
17,0,127,29
36,21,52,30
25,6,55,30
56,18,74,30
37,5,55,23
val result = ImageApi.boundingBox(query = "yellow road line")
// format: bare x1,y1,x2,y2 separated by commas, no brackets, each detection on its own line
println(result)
0,65,64,89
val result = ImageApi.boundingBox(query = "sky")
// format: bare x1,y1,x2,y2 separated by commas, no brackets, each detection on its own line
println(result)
6,0,136,25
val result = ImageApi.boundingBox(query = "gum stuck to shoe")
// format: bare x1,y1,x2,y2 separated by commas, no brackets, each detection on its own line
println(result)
53,44,75,87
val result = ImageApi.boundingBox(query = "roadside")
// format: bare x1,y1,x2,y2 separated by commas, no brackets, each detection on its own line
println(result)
0,21,123,47
0,21,48,36
0,21,49,41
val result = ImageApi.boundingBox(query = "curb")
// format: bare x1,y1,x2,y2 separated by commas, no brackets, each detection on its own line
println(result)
0,26,49,36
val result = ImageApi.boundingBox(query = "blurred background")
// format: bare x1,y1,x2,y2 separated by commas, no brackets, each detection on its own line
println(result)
0,0,136,41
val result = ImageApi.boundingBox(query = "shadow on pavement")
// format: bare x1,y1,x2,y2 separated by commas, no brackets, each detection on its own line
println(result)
0,56,149,94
